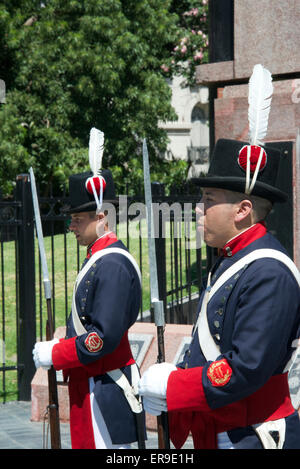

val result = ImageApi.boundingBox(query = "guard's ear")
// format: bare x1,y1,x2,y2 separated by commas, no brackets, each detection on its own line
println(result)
234,199,253,223
96,211,106,221
95,211,109,238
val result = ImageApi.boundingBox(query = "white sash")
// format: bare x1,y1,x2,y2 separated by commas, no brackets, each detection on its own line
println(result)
107,365,143,414
71,247,143,413
196,249,300,361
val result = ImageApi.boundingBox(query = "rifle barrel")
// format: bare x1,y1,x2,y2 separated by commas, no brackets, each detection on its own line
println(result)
142,141,170,449
29,168,61,449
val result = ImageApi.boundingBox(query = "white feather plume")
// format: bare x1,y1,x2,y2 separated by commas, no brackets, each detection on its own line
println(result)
248,64,273,146
89,127,104,175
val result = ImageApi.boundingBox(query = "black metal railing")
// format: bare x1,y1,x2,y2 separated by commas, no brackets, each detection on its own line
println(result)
0,199,21,402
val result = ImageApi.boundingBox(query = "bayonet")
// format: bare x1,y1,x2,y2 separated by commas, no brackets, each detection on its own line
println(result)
29,167,61,449
142,139,170,449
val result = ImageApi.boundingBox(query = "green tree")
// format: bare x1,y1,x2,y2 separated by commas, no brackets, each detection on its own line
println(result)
0,0,187,196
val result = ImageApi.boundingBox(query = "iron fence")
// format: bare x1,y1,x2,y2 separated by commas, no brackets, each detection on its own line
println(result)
0,198,21,402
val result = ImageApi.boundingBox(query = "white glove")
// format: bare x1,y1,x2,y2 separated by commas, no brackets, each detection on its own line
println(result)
32,338,59,370
138,363,177,416
138,362,176,398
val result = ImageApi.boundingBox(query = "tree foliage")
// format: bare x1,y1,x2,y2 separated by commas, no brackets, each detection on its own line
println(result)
166,0,209,86
0,0,208,196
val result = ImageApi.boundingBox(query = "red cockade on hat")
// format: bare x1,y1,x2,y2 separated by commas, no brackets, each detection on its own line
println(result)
85,174,106,196
238,144,267,174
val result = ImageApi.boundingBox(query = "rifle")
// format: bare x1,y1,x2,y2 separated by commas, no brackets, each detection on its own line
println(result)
142,139,170,449
29,167,61,449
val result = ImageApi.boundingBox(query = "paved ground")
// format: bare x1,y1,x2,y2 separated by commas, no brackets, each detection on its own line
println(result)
0,401,193,450
0,401,72,449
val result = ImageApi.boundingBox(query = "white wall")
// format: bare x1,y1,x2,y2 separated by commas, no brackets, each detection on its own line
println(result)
159,76,210,177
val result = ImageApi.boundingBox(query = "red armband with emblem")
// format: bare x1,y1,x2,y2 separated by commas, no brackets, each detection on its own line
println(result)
52,332,104,371
207,359,232,387
167,359,233,413
84,332,103,353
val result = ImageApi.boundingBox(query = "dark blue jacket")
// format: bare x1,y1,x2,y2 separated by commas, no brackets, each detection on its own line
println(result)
56,239,144,445
179,232,300,448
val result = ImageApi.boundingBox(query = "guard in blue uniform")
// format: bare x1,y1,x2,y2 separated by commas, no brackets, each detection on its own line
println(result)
33,129,145,449
138,65,300,449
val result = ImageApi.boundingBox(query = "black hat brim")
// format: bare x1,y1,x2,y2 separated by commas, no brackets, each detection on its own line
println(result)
191,176,287,203
61,199,119,215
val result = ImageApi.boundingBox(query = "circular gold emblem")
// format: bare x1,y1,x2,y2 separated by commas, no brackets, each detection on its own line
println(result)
207,359,232,387
84,332,103,353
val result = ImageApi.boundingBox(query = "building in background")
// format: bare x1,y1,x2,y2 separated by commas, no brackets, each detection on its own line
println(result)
159,75,210,178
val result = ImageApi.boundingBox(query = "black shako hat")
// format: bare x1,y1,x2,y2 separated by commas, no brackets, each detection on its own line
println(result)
66,169,118,214
192,64,288,204
192,138,287,203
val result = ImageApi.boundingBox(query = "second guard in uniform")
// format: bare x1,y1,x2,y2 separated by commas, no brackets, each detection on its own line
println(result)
33,129,145,449
138,65,300,449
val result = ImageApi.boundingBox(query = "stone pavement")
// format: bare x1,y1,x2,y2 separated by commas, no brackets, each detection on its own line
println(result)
0,401,71,449
0,401,194,450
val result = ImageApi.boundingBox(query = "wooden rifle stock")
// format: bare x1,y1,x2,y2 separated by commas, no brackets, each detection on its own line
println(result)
46,299,61,449
29,167,61,449
156,325,170,449
142,140,170,449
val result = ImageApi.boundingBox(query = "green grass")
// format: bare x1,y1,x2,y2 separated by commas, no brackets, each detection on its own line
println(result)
0,239,19,401
0,219,205,401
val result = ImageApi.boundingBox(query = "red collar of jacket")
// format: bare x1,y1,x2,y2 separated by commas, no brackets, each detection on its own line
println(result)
86,231,118,258
221,222,267,258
